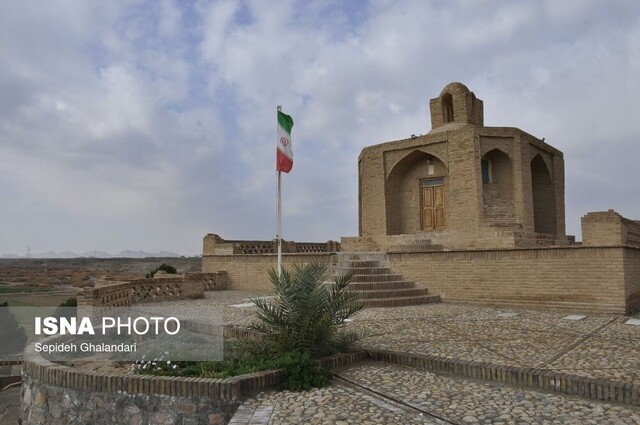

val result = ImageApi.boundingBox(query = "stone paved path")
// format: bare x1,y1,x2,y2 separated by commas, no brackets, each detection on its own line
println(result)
7,293,640,423
149,293,640,423
351,304,640,383
233,362,640,424
0,386,20,425
155,292,640,384
238,382,447,424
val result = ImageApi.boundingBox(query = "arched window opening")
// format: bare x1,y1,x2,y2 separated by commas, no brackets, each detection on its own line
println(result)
481,158,491,184
442,93,454,123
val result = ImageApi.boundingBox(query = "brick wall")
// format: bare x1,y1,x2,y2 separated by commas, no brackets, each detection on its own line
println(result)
583,210,640,248
202,253,336,292
388,246,638,314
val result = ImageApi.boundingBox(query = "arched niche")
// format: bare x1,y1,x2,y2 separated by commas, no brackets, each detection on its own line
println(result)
531,154,557,234
386,150,448,235
482,149,515,225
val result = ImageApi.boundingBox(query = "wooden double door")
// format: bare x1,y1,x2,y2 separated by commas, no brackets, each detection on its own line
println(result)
421,178,445,231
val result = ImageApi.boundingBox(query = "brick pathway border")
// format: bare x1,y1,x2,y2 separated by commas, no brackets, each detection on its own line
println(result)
366,348,640,406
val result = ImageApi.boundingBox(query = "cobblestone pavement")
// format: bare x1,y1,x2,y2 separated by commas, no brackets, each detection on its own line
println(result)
335,362,640,425
240,382,445,424
151,293,640,423
351,304,640,383
236,362,640,425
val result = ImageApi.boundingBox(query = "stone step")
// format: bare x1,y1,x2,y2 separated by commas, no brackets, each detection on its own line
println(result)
348,280,416,291
341,266,391,275
350,273,405,283
337,252,389,264
359,294,441,308
349,287,428,299
342,260,381,268
336,252,441,309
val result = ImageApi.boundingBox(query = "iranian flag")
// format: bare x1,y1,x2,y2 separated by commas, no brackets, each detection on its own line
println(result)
276,110,294,173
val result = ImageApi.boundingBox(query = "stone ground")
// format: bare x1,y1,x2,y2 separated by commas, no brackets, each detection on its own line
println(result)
5,292,640,424
0,386,20,424
212,292,640,424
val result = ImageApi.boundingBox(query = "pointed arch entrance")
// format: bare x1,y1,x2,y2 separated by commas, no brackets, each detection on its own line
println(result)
386,151,447,235
531,154,557,234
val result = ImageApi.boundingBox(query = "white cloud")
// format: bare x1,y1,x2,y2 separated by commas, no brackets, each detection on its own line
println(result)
1,0,640,254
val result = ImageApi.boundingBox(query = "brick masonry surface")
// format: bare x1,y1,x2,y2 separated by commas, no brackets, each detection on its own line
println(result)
202,253,335,292
357,82,567,250
203,245,640,314
388,246,640,314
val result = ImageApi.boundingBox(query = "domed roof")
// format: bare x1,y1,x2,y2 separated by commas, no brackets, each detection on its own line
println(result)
439,82,471,97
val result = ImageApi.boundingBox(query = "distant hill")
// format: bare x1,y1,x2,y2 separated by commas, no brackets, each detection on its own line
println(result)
1,250,183,259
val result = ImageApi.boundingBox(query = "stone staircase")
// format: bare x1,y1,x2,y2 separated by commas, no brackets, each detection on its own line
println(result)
337,254,440,308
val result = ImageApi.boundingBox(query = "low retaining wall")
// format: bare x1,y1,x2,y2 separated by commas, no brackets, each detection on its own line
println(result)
20,336,277,425
388,246,640,314
203,245,640,314
20,335,367,425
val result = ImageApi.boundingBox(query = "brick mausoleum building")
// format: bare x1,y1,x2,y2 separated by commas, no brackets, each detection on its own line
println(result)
347,82,568,252
204,83,640,314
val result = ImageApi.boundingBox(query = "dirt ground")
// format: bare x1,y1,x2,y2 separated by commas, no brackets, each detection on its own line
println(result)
0,257,201,287
0,257,201,306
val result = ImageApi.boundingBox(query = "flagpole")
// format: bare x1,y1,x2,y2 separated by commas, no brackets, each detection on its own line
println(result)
276,106,283,278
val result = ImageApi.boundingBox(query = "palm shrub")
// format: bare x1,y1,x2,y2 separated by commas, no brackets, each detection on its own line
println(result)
236,261,363,359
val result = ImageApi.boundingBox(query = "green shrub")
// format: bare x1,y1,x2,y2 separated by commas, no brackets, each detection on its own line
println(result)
273,351,331,391
59,297,77,307
136,262,362,391
146,263,178,278
242,261,363,359
135,351,330,391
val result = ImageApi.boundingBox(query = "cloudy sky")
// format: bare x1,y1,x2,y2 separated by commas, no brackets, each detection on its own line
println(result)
1,0,639,256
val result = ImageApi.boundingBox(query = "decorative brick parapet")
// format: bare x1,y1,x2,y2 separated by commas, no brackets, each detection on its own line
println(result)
203,234,340,256
78,272,227,307
366,349,640,406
